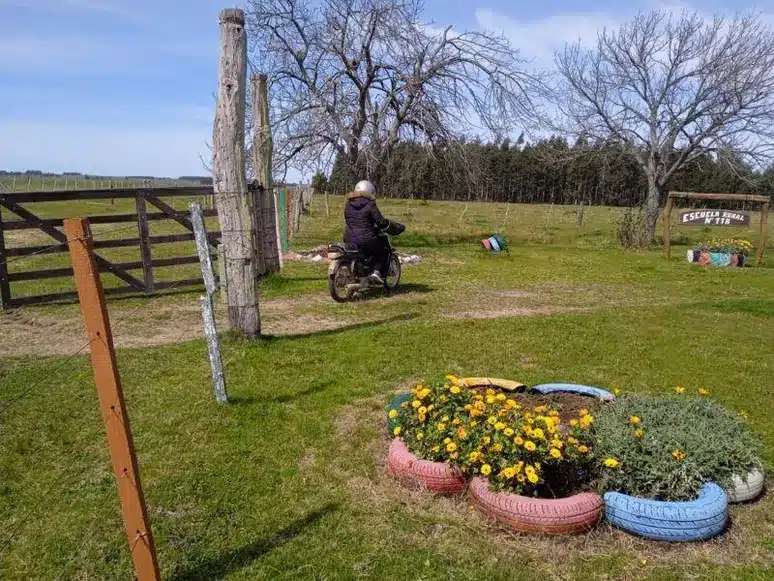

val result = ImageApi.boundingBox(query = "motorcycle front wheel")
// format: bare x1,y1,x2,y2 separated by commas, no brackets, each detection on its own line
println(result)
385,254,401,292
329,263,355,303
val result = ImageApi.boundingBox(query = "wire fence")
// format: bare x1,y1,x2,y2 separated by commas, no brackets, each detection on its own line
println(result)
0,177,207,192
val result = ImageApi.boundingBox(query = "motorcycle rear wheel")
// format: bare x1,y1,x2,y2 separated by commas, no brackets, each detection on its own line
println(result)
385,254,401,292
329,263,354,303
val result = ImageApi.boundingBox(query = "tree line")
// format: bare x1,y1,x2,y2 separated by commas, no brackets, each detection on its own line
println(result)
324,137,770,207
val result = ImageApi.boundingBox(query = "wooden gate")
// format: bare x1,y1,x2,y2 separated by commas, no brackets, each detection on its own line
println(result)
0,184,263,308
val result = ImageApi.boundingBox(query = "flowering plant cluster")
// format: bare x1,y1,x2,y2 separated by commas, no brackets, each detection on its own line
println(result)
390,376,597,495
698,237,754,254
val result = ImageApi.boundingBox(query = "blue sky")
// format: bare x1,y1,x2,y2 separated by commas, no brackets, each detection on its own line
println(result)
0,0,770,179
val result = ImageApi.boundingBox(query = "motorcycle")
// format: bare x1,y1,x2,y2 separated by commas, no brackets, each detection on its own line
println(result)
327,221,405,302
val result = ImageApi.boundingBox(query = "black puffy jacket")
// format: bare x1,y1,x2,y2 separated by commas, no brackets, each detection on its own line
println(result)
343,191,390,245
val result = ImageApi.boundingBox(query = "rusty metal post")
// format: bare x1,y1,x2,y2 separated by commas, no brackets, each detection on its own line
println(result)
64,218,161,581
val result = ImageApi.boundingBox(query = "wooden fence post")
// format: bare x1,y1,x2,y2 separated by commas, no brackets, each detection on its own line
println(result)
662,195,674,258
190,201,228,403
252,74,280,273
212,8,260,336
757,200,770,265
136,193,154,291
0,205,10,309
64,218,161,581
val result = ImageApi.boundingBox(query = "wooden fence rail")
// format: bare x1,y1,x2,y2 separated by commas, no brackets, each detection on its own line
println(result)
0,184,264,309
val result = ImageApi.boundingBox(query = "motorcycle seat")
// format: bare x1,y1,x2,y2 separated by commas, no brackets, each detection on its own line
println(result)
329,242,360,255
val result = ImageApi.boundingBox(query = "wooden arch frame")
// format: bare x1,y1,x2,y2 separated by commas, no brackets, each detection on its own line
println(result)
662,191,771,266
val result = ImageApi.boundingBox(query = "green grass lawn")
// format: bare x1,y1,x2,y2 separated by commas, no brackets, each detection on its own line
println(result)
1,197,773,580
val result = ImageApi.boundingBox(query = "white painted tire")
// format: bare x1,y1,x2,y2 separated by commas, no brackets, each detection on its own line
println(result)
727,468,765,503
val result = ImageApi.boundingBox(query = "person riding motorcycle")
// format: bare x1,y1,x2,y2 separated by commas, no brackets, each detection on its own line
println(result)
343,179,394,285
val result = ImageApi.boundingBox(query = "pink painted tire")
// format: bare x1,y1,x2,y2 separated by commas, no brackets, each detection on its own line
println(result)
387,439,466,495
468,477,603,534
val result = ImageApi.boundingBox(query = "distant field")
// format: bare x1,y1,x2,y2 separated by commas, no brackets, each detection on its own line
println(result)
0,175,203,192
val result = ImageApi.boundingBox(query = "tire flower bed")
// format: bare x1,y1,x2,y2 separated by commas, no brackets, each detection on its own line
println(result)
386,376,765,541
686,237,753,267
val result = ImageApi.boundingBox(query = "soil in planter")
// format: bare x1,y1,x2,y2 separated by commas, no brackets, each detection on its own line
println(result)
468,390,605,425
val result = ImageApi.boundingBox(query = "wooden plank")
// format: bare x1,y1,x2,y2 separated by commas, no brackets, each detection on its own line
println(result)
201,294,228,402
64,218,161,581
190,201,216,295
8,277,213,307
0,186,215,203
136,195,154,291
144,193,221,249
757,201,770,266
5,232,223,257
2,209,219,230
0,205,10,309
668,192,770,203
8,255,212,282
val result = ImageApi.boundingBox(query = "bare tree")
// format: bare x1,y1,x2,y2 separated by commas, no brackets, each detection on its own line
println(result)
246,0,540,184
554,10,774,242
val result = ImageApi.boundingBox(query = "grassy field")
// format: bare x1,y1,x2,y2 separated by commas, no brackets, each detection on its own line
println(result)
1,197,773,580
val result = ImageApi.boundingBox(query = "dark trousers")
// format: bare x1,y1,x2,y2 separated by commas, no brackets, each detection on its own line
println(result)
359,238,390,277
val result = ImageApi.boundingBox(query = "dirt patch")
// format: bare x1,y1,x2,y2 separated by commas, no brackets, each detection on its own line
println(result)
444,306,584,319
507,392,604,425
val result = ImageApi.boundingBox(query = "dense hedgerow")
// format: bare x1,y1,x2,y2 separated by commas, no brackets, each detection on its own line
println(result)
592,394,762,501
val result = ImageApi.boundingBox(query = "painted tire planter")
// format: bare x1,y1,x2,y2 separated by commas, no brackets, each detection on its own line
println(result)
686,249,746,267
386,392,411,430
387,439,466,495
468,477,604,534
530,383,616,401
727,467,765,503
460,377,526,392
604,483,728,542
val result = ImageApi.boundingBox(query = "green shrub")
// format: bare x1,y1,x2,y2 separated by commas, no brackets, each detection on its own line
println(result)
593,394,762,501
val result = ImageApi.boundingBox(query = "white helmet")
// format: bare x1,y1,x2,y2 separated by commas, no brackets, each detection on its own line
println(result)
354,180,375,196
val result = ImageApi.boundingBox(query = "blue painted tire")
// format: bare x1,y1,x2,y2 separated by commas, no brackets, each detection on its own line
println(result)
604,483,728,542
387,393,411,430
488,237,501,252
530,383,616,401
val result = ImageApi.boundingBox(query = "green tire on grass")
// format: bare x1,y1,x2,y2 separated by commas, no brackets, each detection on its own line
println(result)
387,393,412,430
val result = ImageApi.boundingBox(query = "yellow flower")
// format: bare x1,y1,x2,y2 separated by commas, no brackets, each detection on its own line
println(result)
427,405,434,411
634,428,644,439
470,408,483,417
417,413,426,423
446,442,458,453
534,405,548,413
388,409,398,419
393,426,401,436
468,451,482,462
494,422,506,431
444,437,452,444
550,439,563,449
569,419,579,427
514,436,524,446
604,457,620,469
440,396,447,403
401,402,408,408
614,387,621,396
496,393,507,402
503,467,517,479
486,395,496,404
445,374,459,384
487,416,497,425
486,389,495,396
482,436,491,445
481,464,492,476
516,473,526,483
698,388,709,396
532,428,545,440
411,399,421,408
503,428,515,437
417,388,431,399
672,449,686,461
457,427,469,440
578,445,590,454
442,415,449,422
469,420,478,427
437,423,446,431
524,441,537,452
452,418,461,425
738,410,749,420
579,415,594,429
450,385,461,394
567,436,578,445
549,448,562,460
432,445,440,453
416,432,424,440
491,443,504,453
418,406,427,415
578,408,589,417
629,416,641,425
675,386,685,394
525,465,539,484
506,399,517,408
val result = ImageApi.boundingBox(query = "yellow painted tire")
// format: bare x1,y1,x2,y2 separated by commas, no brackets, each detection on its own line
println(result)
460,377,526,392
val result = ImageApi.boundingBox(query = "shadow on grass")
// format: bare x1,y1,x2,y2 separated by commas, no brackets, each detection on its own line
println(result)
169,502,341,581
702,298,774,318
230,380,335,405
261,312,419,341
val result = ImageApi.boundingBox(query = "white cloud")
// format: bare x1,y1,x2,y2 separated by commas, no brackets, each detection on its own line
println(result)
0,119,212,176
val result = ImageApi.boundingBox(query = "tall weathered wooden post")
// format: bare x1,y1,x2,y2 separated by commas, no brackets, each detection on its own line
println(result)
212,8,260,336
252,73,281,274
